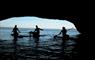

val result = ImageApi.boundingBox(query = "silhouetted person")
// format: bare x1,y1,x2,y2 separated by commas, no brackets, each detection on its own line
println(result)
33,25,43,41
11,25,20,60
31,25,43,59
58,27,67,47
12,25,20,41
58,27,67,37
58,27,69,59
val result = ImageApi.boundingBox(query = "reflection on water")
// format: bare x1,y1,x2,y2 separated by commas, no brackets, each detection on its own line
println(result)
0,36,78,60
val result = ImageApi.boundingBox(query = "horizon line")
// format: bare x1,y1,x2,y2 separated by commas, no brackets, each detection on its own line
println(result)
0,26,76,30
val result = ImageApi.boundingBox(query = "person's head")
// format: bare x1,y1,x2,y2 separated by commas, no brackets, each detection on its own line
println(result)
36,25,38,28
62,27,65,30
15,25,17,28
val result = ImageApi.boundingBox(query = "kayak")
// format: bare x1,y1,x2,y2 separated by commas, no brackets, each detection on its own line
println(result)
11,34,47,38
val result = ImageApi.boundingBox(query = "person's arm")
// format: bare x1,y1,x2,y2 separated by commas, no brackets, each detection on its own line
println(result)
17,28,21,33
34,29,37,32
40,28,43,30
12,29,13,32
58,30,62,35
12,28,14,32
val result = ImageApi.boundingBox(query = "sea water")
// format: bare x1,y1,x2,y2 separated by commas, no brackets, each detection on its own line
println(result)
0,27,80,59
